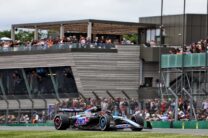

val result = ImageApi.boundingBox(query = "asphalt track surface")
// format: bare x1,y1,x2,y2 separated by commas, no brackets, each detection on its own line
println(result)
0,126,208,136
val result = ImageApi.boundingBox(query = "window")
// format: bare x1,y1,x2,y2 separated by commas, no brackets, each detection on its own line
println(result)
144,77,153,87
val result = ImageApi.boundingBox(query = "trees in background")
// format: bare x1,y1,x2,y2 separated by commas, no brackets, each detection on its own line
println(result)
15,30,34,42
0,30,10,38
123,34,138,44
0,30,34,42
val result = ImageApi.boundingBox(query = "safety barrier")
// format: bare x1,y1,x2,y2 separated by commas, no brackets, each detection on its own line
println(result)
146,121,208,129
1,121,208,129
0,121,54,127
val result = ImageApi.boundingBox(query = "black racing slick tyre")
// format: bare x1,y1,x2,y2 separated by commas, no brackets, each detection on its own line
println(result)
54,114,70,130
131,115,144,131
99,114,111,131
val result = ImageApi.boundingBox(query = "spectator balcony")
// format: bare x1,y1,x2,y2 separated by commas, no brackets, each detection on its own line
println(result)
161,53,207,68
140,46,171,62
0,43,117,56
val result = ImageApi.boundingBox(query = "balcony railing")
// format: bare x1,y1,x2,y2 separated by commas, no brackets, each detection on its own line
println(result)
161,53,207,68
0,43,117,56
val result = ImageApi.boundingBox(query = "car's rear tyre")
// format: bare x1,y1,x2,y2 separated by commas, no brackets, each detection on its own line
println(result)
131,115,144,131
99,114,111,131
54,114,70,130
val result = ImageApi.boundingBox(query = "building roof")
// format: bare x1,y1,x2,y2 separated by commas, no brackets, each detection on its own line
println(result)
12,19,157,35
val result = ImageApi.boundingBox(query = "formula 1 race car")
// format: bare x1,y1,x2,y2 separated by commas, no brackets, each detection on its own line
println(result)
54,106,147,131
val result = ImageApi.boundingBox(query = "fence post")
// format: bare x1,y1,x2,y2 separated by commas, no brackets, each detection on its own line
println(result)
92,91,100,100
106,90,115,101
182,121,185,129
196,121,198,129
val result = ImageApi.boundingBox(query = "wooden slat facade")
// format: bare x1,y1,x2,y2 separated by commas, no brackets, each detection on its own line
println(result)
0,45,140,100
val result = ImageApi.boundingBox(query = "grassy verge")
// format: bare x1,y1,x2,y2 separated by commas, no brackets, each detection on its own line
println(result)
0,131,207,138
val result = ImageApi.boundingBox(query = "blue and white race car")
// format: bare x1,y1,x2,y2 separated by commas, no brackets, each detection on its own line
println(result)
54,106,148,131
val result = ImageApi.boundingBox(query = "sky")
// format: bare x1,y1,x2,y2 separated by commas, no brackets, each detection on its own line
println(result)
0,0,207,30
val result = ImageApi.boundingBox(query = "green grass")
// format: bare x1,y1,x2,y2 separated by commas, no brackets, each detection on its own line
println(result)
0,131,207,138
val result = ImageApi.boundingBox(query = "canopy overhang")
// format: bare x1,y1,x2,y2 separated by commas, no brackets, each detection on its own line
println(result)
12,19,157,35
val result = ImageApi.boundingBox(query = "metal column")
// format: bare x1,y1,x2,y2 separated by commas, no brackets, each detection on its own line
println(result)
21,69,34,116
17,99,21,123
48,67,60,101
121,90,130,100
34,26,38,40
92,91,100,100
60,24,64,39
168,87,178,121
21,69,32,96
139,58,144,102
106,90,115,101
12,95,21,124
165,72,170,87
11,26,15,41
78,91,87,102
139,59,143,86
160,0,164,45
182,88,197,120
87,22,92,40
0,78,9,124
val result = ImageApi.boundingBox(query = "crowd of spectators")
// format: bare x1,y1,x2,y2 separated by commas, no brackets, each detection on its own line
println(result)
0,35,116,52
54,97,208,122
142,38,208,54
169,39,208,54
0,110,47,124
0,97,207,124
0,114,16,124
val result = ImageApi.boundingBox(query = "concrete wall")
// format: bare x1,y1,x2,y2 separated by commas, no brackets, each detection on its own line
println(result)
186,14,207,44
139,14,207,46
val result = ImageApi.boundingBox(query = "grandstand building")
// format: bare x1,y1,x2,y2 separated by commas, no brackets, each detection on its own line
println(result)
0,43,170,122
0,19,174,123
